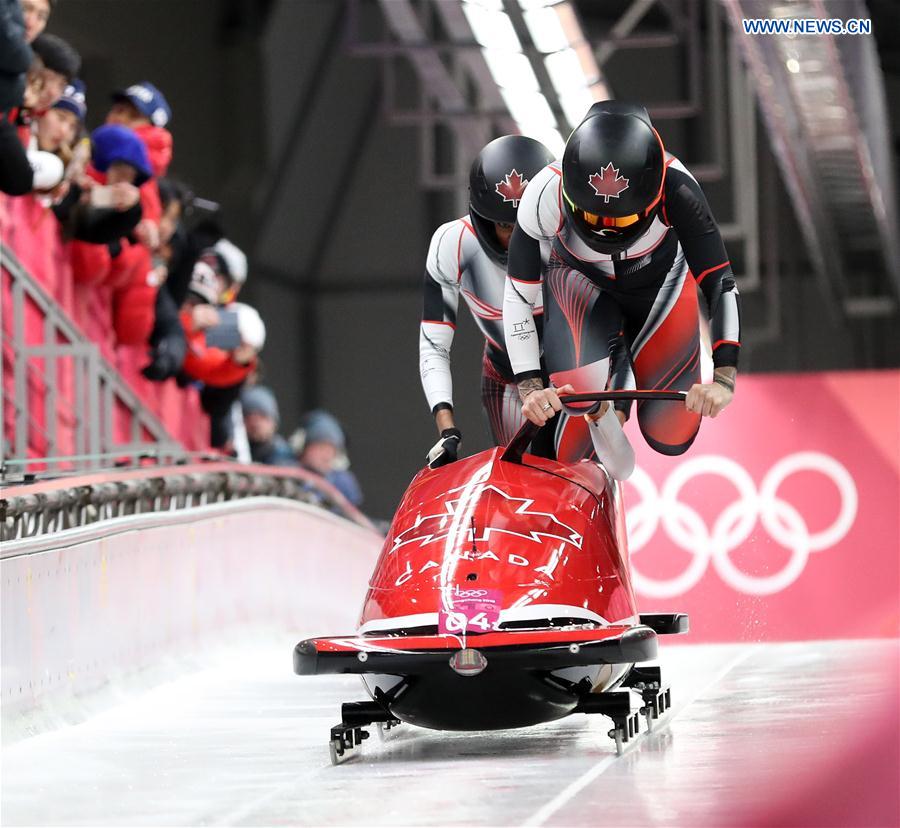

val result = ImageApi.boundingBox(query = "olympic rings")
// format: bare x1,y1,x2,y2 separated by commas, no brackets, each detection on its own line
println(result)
625,452,858,597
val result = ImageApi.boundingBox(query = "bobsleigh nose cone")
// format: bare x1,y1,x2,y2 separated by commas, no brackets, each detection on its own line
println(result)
449,648,488,677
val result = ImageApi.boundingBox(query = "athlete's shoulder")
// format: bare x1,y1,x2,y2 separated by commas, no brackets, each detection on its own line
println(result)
662,153,716,229
517,161,563,241
663,153,701,191
426,217,475,282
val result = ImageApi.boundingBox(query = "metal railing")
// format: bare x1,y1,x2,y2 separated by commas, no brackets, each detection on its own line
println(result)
1,246,185,478
0,463,375,543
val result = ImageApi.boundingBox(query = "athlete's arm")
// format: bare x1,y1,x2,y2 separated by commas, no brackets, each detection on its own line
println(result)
503,224,543,380
503,164,571,424
420,222,463,432
665,164,741,416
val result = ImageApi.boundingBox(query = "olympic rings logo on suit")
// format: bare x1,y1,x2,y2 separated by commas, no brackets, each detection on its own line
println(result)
624,453,858,597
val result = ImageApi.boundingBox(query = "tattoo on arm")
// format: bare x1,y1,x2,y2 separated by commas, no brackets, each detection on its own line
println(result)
517,377,544,403
713,366,736,392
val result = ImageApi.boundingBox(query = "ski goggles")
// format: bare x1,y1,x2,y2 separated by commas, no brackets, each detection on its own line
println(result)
578,210,641,228
562,184,664,230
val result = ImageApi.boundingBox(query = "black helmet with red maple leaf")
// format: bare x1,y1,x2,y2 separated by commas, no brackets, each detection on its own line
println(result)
561,101,666,254
469,134,555,264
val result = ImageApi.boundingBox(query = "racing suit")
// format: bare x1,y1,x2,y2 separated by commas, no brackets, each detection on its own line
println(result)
419,216,549,445
504,155,741,456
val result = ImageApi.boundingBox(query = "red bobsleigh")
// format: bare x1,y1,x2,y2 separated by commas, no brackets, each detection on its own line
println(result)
294,391,689,763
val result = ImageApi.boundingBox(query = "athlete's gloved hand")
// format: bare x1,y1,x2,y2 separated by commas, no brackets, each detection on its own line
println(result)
426,428,462,468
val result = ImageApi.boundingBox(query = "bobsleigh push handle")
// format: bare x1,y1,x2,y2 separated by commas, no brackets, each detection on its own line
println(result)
559,390,687,406
500,389,688,465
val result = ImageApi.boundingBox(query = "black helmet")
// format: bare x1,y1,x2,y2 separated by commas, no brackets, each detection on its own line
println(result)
469,135,555,264
561,101,666,254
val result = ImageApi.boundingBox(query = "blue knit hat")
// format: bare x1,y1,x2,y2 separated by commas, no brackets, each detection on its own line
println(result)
53,80,87,122
90,124,152,186
298,410,346,450
241,386,280,424
111,82,171,128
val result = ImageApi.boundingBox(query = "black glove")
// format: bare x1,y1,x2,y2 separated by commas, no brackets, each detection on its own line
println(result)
141,336,186,381
426,428,461,468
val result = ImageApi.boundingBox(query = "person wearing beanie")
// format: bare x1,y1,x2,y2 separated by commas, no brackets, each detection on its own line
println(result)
241,386,296,467
105,82,173,321
178,255,259,441
90,123,152,187
291,410,364,507
53,123,144,247
36,79,84,153
30,32,80,111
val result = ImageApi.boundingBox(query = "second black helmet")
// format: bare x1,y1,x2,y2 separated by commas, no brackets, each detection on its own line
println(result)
469,135,555,264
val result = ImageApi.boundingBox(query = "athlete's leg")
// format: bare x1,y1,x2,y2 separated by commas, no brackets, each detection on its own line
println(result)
623,257,702,456
480,353,526,446
540,264,622,463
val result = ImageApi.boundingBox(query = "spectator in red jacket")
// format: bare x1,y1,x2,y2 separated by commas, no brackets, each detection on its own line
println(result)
102,83,174,347
106,82,172,247
179,255,259,389
64,124,147,289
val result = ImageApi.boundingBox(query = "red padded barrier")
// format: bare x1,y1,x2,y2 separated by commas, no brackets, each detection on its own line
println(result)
1,193,209,456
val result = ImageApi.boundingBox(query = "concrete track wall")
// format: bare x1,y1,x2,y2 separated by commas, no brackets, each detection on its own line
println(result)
1,499,381,724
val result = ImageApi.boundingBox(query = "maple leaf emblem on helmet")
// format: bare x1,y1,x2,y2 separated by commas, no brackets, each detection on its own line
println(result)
588,163,630,203
495,169,529,207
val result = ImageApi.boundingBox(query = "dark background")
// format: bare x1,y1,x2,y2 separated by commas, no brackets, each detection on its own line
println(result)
48,0,900,518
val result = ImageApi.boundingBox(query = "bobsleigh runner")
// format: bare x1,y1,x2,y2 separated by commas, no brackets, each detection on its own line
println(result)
294,391,689,764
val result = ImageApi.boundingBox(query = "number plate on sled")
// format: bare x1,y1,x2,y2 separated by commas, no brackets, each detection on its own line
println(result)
438,588,502,634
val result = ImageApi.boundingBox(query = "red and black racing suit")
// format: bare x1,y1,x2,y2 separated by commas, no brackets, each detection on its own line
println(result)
504,155,741,457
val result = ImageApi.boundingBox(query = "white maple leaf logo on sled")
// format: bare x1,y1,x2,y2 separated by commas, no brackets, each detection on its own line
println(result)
391,484,584,553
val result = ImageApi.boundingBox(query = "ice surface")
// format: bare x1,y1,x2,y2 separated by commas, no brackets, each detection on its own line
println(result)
2,637,897,827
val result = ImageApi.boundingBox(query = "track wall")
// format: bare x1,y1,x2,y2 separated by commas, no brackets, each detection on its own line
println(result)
1,498,381,721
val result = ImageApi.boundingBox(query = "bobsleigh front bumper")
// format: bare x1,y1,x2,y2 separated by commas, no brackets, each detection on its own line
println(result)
293,624,657,676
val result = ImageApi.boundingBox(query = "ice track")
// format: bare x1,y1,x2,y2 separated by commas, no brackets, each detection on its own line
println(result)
2,637,897,827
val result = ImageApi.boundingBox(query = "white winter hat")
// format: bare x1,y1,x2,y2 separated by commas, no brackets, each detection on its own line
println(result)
234,302,266,350
28,150,64,191
214,238,248,284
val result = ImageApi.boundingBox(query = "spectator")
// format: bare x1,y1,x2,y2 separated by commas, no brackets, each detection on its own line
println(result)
240,385,296,466
20,0,51,43
58,123,146,248
0,0,35,194
181,256,265,392
141,178,191,382
36,79,84,155
291,410,364,507
1,29,80,196
106,82,172,248
190,241,266,447
30,32,79,112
